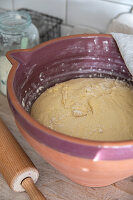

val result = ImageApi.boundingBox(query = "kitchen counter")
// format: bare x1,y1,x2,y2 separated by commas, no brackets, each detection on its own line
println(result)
0,93,133,200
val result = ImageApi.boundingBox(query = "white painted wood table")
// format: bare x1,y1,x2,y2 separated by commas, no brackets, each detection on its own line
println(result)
0,93,133,200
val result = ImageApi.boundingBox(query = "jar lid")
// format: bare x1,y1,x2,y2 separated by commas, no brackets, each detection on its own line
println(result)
0,11,32,33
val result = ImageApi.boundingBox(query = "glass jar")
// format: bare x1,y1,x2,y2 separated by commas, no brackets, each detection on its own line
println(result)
0,11,39,95
0,11,39,55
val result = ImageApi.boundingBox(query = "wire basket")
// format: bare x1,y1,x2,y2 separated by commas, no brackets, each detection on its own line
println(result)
18,8,63,43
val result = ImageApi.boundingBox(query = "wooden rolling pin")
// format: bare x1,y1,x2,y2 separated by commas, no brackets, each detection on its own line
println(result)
0,118,46,200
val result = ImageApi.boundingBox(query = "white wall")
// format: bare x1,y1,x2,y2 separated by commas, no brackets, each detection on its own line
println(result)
0,0,133,34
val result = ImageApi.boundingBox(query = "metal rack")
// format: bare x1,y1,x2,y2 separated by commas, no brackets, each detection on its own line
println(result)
19,8,63,43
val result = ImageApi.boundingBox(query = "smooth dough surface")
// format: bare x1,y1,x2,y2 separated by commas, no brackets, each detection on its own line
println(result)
31,78,133,141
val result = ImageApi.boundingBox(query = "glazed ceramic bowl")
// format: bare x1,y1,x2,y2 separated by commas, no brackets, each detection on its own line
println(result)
7,34,133,187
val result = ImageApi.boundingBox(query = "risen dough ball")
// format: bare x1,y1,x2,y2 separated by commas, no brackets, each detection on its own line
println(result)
31,78,133,141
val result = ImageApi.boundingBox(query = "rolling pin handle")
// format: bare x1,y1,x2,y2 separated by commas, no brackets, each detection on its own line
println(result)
21,177,46,200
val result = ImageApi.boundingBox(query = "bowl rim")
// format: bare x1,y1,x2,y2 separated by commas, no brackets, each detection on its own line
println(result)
7,33,133,147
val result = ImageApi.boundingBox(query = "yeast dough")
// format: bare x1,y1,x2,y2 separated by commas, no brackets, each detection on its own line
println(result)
31,78,133,141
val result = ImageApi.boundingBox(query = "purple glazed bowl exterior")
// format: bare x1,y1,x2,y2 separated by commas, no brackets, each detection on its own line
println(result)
7,34,133,187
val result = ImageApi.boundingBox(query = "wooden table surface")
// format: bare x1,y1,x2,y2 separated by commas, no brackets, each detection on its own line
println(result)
0,93,133,200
